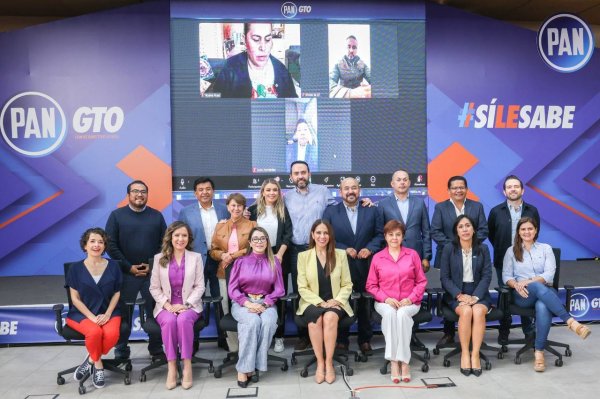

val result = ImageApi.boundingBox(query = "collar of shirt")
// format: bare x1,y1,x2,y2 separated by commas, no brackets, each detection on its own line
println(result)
381,246,410,263
294,184,311,195
345,204,357,212
198,201,215,211
394,194,409,203
128,204,146,213
507,200,523,213
450,198,466,214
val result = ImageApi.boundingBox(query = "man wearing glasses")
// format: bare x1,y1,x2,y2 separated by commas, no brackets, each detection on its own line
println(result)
329,35,372,98
431,176,488,346
105,180,167,361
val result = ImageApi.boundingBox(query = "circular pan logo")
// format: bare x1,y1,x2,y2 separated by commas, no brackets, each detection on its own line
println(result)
1,91,67,157
281,2,297,19
568,292,589,318
537,14,595,73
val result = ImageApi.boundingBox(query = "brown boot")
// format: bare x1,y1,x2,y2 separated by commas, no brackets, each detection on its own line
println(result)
567,318,591,339
534,350,545,372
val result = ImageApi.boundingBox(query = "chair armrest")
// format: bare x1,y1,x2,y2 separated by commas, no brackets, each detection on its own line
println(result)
431,287,445,317
53,304,65,336
202,295,223,304
349,291,361,314
424,288,436,312
564,285,575,309
281,293,298,302
350,292,361,301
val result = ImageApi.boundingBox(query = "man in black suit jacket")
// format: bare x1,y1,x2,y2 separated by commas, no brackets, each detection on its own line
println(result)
488,175,540,344
323,177,383,353
377,169,432,272
431,176,488,345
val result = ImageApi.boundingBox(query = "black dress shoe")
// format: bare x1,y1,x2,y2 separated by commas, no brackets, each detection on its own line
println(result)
471,368,482,377
359,342,373,354
237,379,249,388
294,337,312,351
460,368,472,376
436,334,455,346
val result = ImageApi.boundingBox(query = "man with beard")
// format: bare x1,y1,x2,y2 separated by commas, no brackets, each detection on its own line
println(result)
488,175,540,344
329,35,372,98
323,177,383,353
105,180,167,360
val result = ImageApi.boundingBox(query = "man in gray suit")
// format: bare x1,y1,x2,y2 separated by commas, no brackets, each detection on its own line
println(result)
377,169,431,272
179,177,229,297
431,175,488,345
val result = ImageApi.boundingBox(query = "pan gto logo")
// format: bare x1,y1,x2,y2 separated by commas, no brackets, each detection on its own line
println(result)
1,91,124,157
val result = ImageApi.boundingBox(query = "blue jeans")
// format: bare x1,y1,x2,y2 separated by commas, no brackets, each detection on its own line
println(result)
512,282,570,350
496,267,533,337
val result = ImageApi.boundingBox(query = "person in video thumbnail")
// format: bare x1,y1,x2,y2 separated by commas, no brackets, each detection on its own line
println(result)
286,119,318,171
329,35,371,98
211,23,298,98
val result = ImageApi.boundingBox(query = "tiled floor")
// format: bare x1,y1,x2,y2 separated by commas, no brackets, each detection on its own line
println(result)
1,324,597,399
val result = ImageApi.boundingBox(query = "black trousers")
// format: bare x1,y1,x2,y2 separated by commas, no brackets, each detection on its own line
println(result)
338,256,373,346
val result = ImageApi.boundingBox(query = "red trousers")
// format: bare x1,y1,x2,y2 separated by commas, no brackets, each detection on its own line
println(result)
66,317,121,362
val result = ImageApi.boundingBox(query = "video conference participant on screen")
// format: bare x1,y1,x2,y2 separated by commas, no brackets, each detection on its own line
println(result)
286,119,318,171
210,23,298,98
329,35,371,99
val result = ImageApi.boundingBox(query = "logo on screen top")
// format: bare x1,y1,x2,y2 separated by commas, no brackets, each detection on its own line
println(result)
1,91,67,157
537,14,594,73
281,2,297,18
569,292,589,318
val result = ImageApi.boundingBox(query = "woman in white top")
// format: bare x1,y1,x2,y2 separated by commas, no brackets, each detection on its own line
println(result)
248,178,293,352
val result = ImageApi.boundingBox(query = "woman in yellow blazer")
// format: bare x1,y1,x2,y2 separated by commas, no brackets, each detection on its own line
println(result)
297,219,353,384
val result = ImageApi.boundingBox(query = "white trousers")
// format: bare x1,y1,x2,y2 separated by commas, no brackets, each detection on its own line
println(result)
374,302,419,363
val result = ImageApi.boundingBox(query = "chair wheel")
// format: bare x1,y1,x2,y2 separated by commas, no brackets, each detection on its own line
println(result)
346,368,354,376
291,357,297,365
424,350,431,360
281,363,289,371
78,386,86,395
565,348,572,357
57,376,65,385
514,356,522,365
140,373,147,382
433,348,440,355
443,359,450,367
124,375,131,385
421,363,429,373
379,365,387,375
501,345,508,353
497,352,504,359
125,362,133,371
485,361,492,370
555,359,563,367
208,365,215,373
214,369,222,378
300,369,308,378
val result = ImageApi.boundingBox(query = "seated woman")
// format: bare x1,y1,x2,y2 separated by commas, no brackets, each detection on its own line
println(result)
365,220,427,383
297,220,353,384
440,215,492,377
248,179,293,353
150,221,205,390
210,193,257,351
503,217,591,372
66,227,122,390
228,227,285,388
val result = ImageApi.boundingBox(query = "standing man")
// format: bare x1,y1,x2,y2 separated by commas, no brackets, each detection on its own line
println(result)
105,180,167,360
488,175,540,344
323,177,383,353
377,169,432,272
431,176,488,346
179,177,229,297
284,161,337,350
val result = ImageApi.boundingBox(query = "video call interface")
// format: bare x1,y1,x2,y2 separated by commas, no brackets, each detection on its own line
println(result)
171,18,426,191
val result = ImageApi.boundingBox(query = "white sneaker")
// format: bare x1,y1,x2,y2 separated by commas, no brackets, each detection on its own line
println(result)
274,338,285,353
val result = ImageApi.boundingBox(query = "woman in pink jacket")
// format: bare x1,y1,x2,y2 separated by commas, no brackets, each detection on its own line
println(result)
366,220,427,383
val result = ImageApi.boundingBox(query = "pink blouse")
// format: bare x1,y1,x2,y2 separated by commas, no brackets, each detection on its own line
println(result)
366,246,427,305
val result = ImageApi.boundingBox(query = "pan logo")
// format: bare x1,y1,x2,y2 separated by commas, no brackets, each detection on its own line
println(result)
281,2,297,18
1,91,67,157
537,14,594,73
569,292,589,318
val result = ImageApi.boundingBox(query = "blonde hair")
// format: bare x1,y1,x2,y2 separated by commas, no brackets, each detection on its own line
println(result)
159,221,193,267
255,179,286,221
246,227,276,271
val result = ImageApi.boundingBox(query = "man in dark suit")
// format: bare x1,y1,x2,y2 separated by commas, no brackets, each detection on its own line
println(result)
377,169,432,272
488,175,540,344
179,177,230,297
323,177,383,353
431,176,488,346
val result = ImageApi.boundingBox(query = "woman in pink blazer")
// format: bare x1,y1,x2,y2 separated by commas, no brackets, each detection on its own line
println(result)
150,221,205,390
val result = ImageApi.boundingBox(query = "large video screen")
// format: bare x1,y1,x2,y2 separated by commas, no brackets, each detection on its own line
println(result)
171,5,426,191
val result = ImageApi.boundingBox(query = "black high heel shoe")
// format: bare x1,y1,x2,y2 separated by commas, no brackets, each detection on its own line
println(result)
460,368,472,376
471,368,482,377
237,379,249,388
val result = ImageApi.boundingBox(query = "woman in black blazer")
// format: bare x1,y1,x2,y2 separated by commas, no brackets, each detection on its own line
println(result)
248,178,293,352
440,215,492,377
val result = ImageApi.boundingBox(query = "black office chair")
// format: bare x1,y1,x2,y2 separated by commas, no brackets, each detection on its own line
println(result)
433,288,504,370
290,292,360,377
213,265,293,379
363,289,435,374
138,257,219,382
54,262,132,395
500,248,574,367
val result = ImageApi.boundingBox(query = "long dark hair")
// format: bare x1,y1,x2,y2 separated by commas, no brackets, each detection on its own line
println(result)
159,221,194,267
308,219,336,277
451,215,482,256
513,217,539,262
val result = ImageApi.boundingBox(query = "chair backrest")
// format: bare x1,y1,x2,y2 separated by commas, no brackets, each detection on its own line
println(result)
63,262,77,309
551,247,561,290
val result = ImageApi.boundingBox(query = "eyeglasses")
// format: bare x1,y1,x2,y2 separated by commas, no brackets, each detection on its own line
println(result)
450,186,466,191
347,45,357,49
251,236,268,243
130,189,148,195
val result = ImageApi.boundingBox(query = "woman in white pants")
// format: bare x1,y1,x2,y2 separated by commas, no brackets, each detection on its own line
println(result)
366,220,427,383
